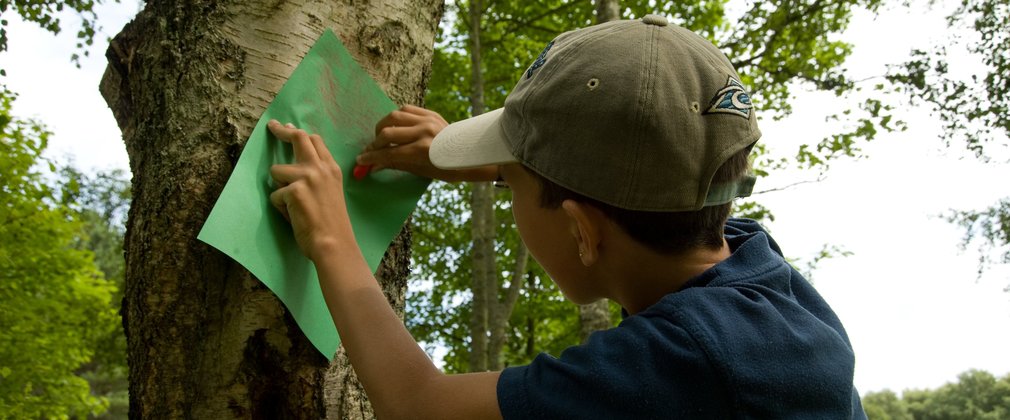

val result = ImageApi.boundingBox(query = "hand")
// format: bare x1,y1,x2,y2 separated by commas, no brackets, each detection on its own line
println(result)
267,120,354,262
356,105,497,182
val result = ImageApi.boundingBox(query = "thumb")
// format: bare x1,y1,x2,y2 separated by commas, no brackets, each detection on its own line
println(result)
357,147,407,168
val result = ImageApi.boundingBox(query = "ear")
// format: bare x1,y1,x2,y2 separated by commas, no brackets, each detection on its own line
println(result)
561,200,602,266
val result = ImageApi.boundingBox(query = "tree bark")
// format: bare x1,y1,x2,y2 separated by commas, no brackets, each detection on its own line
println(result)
577,0,621,344
100,0,441,417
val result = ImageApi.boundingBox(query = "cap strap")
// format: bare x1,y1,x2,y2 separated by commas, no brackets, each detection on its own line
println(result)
704,174,756,206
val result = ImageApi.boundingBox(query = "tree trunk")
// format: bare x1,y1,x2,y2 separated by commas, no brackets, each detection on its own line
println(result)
467,0,494,373
487,244,528,370
578,298,613,343
100,0,441,417
595,0,620,23
469,182,493,372
577,0,621,344
525,272,537,358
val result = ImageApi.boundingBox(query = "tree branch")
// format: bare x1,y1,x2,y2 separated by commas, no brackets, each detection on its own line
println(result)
500,242,529,315
752,175,826,195
729,0,831,69
497,1,582,34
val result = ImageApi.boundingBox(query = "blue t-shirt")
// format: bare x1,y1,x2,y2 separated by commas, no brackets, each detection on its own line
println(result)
497,219,865,419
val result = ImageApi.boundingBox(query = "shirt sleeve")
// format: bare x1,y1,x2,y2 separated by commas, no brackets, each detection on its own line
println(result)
496,313,732,419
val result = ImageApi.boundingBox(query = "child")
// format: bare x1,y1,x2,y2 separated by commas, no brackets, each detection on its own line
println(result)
267,14,865,419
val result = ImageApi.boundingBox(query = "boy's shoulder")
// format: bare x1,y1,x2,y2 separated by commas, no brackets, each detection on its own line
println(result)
644,218,854,374
497,219,866,419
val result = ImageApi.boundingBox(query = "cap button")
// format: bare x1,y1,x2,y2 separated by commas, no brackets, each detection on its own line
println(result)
642,14,669,27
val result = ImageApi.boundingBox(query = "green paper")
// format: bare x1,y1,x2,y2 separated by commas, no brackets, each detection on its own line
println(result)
198,30,430,359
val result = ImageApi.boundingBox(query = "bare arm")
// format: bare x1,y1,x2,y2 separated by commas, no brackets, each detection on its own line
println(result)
312,242,501,419
266,120,502,420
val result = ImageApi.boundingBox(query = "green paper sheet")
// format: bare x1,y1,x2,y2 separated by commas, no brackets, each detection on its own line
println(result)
198,30,430,359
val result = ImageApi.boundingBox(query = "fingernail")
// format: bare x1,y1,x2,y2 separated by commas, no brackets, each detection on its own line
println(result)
268,119,279,126
285,123,295,128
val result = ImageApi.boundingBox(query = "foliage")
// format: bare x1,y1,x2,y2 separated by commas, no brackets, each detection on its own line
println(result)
0,0,118,70
861,369,1010,420
791,244,854,283
944,198,1010,286
0,88,118,418
863,389,913,420
883,0,1010,279
723,0,878,115
887,0,1008,160
60,165,129,283
60,165,131,418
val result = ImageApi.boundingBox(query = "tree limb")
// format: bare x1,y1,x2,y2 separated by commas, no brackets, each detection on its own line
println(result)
752,175,826,195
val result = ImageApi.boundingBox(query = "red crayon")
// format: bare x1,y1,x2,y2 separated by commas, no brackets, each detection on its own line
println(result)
352,164,371,180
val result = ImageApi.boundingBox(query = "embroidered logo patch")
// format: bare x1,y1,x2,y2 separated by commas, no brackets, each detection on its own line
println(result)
705,77,753,118
526,40,555,79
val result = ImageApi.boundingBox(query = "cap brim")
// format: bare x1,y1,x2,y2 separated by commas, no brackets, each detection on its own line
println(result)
430,108,518,170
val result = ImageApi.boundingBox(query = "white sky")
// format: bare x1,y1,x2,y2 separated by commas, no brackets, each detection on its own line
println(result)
3,0,1007,395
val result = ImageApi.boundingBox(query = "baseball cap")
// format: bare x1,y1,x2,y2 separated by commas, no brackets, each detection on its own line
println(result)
430,14,760,212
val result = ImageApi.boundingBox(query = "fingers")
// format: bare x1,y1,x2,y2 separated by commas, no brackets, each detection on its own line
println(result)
401,104,447,121
368,106,447,151
270,164,304,185
357,145,499,182
308,133,333,162
359,122,440,169
269,187,290,221
373,105,445,136
374,108,426,137
373,125,434,149
268,120,319,163
356,140,426,169
269,165,303,221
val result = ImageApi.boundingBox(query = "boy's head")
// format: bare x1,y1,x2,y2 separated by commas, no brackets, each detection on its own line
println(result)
430,15,760,255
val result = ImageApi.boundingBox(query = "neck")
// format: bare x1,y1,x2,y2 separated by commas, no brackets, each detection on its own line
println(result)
604,239,731,315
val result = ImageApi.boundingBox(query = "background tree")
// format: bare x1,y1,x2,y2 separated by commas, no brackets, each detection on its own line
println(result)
860,369,1010,420
862,390,913,420
0,90,118,418
60,166,131,418
99,0,441,417
2,2,133,417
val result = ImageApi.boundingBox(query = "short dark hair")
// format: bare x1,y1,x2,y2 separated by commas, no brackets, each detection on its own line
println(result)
531,145,753,255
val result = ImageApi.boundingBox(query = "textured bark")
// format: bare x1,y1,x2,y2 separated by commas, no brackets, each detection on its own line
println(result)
577,0,621,344
100,0,441,417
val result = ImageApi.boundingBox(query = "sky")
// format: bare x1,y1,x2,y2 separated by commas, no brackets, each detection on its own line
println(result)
3,0,1008,395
